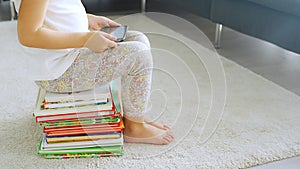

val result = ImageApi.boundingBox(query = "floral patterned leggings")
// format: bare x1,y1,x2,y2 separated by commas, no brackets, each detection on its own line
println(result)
36,31,153,117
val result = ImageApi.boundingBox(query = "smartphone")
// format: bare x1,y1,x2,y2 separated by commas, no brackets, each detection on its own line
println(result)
101,25,128,42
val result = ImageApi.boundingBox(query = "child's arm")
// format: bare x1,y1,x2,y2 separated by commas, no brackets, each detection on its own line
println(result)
17,0,116,52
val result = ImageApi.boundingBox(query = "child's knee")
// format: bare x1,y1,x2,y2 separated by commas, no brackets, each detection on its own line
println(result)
126,31,151,49
114,41,153,69
127,42,153,72
135,42,153,67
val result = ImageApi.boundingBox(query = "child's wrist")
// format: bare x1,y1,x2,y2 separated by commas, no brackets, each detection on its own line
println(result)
82,32,97,47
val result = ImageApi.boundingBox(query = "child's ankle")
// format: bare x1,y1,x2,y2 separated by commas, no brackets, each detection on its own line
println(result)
124,116,145,129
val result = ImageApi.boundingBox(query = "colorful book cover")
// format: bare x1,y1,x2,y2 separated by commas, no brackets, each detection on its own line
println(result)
45,125,123,137
41,134,124,150
36,110,116,123
35,81,125,159
41,152,124,159
110,82,122,114
34,82,119,120
36,98,114,117
44,119,123,133
46,132,121,143
39,145,123,155
41,115,121,128
38,136,123,159
43,98,108,109
46,128,122,136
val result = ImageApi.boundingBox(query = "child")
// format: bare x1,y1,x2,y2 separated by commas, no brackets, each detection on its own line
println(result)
17,0,174,145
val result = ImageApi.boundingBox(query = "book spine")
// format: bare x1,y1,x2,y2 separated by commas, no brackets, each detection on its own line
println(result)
46,134,121,143
45,128,122,137
41,152,123,159
44,122,121,132
36,109,117,122
43,98,108,109
42,115,121,128
44,84,110,103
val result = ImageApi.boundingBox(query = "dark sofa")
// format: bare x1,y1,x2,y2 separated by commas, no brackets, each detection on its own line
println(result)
160,0,300,54
12,0,298,53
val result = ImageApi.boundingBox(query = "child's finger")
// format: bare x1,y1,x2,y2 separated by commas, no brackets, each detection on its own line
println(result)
101,32,117,41
107,40,117,48
93,24,101,31
108,20,121,27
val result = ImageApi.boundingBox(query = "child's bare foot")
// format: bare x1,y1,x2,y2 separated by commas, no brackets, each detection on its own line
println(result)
144,118,170,130
124,117,174,145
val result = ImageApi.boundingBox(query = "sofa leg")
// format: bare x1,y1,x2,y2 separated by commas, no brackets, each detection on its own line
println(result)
214,23,223,49
141,0,146,13
10,0,15,21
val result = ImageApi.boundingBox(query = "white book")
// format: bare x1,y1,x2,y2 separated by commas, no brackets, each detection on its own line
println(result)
34,86,114,117
45,84,110,103
41,134,123,150
43,98,108,109
35,98,113,117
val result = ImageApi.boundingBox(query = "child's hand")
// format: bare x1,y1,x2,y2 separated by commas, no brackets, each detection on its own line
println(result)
88,15,121,31
84,31,117,53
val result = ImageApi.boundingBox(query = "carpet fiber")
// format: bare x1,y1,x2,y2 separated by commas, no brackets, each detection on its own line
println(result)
0,14,299,168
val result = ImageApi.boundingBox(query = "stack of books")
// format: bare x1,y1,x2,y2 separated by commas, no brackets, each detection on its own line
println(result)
34,82,124,159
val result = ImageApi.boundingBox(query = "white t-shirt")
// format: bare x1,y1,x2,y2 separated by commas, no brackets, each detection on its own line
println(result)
16,0,89,80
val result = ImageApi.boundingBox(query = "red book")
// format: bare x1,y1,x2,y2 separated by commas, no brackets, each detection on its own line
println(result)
45,120,124,137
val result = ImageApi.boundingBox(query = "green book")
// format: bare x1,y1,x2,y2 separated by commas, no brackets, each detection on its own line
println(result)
41,116,121,128
41,152,124,159
38,145,123,155
110,81,122,113
37,135,124,158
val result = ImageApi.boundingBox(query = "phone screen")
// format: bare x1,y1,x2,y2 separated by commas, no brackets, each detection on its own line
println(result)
101,26,128,42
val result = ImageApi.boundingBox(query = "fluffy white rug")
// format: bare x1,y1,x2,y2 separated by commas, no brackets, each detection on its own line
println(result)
0,14,299,168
